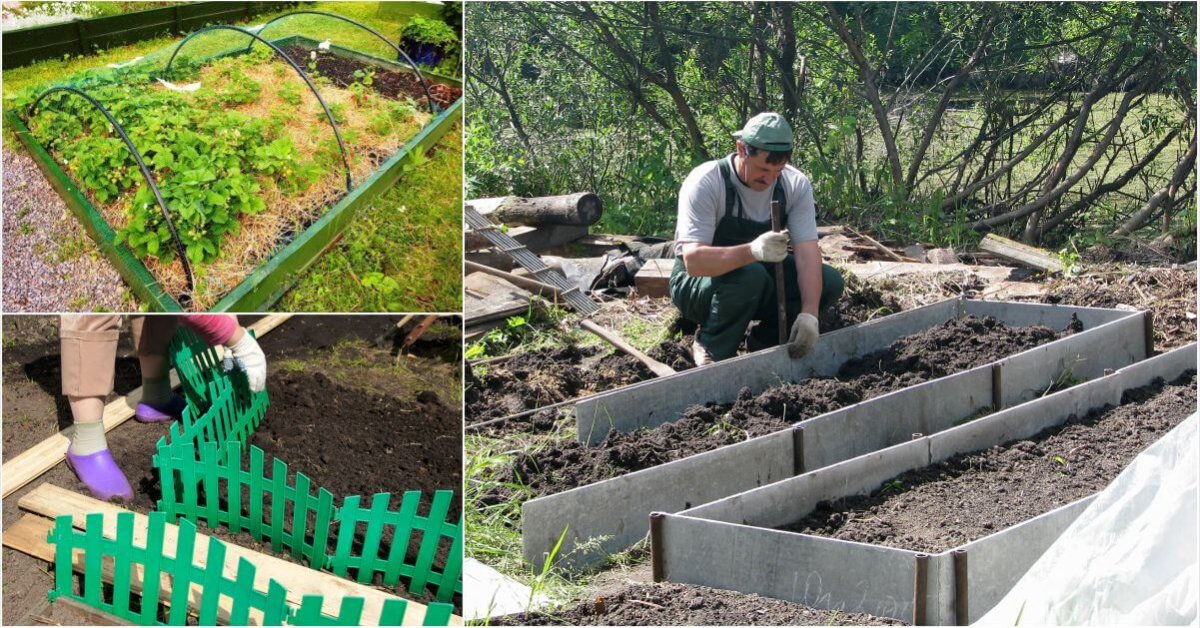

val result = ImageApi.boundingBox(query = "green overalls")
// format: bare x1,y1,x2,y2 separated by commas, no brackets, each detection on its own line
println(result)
669,155,845,361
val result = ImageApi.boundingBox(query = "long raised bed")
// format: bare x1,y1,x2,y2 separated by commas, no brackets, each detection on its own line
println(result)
652,343,1196,625
6,33,461,312
523,300,1152,570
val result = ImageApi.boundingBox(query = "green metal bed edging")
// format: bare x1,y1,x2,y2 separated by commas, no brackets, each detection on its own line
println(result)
160,328,462,605
47,512,456,626
7,33,462,312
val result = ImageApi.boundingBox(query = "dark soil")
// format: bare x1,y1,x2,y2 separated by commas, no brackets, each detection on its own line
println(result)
816,271,905,333
1035,266,1196,350
485,316,1070,504
489,582,904,626
281,44,462,109
784,372,1196,553
2,315,462,622
465,339,695,431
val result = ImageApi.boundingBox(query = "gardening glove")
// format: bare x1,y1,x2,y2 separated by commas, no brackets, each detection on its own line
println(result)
226,332,267,393
787,313,819,359
749,230,789,263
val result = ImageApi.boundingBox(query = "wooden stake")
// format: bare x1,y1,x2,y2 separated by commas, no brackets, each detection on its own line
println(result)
579,319,676,378
2,314,291,498
771,199,788,344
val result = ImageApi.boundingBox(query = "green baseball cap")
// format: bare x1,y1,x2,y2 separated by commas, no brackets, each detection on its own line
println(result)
732,112,793,151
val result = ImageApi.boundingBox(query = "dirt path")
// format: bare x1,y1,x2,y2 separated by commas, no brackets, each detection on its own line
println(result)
487,315,1071,504
786,372,1196,552
1,147,129,311
1,315,462,623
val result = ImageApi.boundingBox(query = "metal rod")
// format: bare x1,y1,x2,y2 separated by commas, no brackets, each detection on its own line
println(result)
913,553,929,626
649,512,666,582
27,86,195,305
161,25,354,191
953,549,969,625
991,362,1004,411
250,10,438,113
1143,310,1155,357
792,425,805,475
465,395,580,432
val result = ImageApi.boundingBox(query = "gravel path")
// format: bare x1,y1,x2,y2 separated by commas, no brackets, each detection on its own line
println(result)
2,144,130,311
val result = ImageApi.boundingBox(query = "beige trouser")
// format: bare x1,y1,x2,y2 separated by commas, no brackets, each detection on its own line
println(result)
60,316,179,421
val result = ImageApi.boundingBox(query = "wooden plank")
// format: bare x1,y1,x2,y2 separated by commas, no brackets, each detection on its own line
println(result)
34,595,129,626
465,273,531,326
978,234,1065,273
1,315,291,498
838,261,1016,284
635,258,674,298
18,484,463,626
5,515,244,624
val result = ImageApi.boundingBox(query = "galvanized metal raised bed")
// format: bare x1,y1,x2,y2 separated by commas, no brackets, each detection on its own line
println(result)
523,300,1153,571
652,343,1196,625
6,34,461,312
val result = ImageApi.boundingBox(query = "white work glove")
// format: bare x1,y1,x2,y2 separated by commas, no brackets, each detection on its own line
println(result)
226,332,267,392
787,313,819,359
749,230,789,263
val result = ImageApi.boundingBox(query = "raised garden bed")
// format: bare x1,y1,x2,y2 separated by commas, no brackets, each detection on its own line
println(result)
513,300,1151,570
6,24,462,311
654,344,1196,625
491,582,904,626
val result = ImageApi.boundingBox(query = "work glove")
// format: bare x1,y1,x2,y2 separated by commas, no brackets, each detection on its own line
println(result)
749,230,789,263
787,313,819,359
225,332,267,392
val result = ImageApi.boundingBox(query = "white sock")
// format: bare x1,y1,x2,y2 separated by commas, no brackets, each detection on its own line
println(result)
71,421,108,456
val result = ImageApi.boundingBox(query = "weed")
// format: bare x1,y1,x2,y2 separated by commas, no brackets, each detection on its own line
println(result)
881,479,905,493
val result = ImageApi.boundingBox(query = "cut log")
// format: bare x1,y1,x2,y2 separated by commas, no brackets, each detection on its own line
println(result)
1,314,291,499
15,484,462,626
472,193,603,227
978,234,1065,273
635,258,674,298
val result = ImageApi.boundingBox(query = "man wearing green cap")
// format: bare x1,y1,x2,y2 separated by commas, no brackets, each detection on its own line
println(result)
669,112,844,365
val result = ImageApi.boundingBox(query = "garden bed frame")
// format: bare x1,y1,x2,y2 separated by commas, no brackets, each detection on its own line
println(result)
6,34,462,311
523,299,1152,570
651,343,1195,625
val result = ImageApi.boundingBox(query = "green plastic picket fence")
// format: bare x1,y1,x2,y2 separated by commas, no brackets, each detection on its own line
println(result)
48,511,290,626
331,491,463,603
154,436,464,605
291,596,453,626
46,513,456,626
152,328,463,619
155,440,335,570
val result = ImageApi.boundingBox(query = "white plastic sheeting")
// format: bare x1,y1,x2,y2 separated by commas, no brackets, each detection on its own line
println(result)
978,413,1198,626
463,557,550,621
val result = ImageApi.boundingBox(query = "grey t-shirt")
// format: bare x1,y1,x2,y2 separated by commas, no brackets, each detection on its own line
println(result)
674,155,818,254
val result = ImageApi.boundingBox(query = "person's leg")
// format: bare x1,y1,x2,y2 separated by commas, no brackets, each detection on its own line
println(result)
130,316,184,420
60,315,132,501
750,260,846,349
670,258,772,361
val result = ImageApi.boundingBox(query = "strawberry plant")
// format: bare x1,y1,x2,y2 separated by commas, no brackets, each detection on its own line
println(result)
19,40,434,293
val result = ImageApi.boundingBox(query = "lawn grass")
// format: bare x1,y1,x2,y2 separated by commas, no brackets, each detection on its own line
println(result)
279,115,463,312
